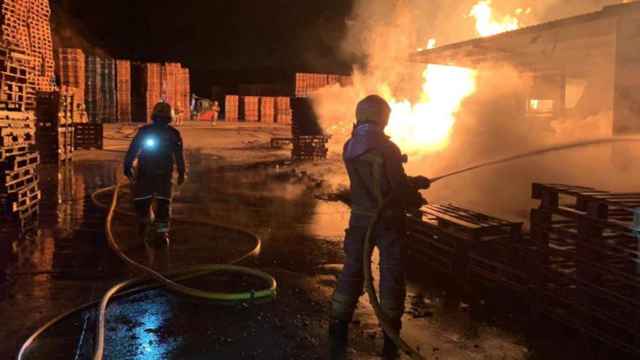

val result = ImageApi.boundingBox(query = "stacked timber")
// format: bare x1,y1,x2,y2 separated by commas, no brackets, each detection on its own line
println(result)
224,95,239,122
275,97,291,124
131,62,161,123
56,48,85,104
0,111,40,243
35,90,74,163
161,63,178,113
85,55,116,123
244,96,259,122
160,63,190,123
260,96,275,123
176,66,190,123
294,72,351,97
406,204,526,290
116,60,131,122
99,57,116,122
26,0,54,91
529,183,640,354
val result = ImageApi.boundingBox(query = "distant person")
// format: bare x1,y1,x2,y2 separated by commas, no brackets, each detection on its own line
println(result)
329,95,431,359
124,102,186,250
211,101,220,125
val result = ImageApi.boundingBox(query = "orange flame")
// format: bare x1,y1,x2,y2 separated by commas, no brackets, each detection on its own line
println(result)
377,1,526,157
469,0,520,37
382,65,477,155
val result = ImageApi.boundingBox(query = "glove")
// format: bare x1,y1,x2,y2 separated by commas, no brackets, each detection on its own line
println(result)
411,176,431,190
178,173,186,186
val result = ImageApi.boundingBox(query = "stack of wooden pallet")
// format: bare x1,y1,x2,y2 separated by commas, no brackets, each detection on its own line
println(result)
0,111,39,241
116,59,131,122
244,96,260,122
26,0,54,92
56,48,85,103
85,55,117,123
224,95,239,122
35,91,75,163
260,96,275,123
275,97,291,124
294,72,351,97
161,62,179,116
406,203,526,291
530,183,640,355
291,135,329,160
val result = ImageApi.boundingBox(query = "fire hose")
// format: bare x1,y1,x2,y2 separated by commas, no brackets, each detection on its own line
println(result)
17,182,277,360
16,136,640,359
364,135,640,359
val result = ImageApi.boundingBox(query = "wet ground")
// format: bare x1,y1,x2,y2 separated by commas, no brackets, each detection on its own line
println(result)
0,123,632,359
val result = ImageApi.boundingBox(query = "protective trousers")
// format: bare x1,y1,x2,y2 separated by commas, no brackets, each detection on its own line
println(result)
134,197,171,235
331,223,406,330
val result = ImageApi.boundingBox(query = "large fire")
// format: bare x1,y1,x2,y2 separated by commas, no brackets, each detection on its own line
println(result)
379,1,526,157
469,0,520,37
383,65,477,154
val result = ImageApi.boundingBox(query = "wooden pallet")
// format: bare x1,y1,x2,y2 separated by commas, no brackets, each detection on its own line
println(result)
1,150,39,171
1,171,37,194
10,184,40,212
407,203,524,289
0,142,28,160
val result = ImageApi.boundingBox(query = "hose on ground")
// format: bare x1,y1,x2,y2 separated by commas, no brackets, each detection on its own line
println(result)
363,196,425,360
17,182,277,360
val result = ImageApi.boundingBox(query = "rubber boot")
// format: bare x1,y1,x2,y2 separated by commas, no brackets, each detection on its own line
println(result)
329,319,349,360
382,333,400,359
158,231,170,248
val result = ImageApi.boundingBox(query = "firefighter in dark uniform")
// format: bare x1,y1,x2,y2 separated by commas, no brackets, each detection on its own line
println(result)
124,102,186,248
330,95,431,359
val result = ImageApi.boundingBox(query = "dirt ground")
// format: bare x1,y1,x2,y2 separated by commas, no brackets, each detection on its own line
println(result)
2,121,616,359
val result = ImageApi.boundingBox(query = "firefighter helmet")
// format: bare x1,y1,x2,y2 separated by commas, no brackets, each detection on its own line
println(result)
152,102,174,123
356,95,391,127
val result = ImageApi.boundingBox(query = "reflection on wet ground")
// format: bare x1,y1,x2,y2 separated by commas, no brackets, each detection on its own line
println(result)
1,149,620,359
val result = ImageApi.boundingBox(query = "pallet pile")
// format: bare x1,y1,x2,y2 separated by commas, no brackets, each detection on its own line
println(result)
0,111,40,243
294,72,351,97
85,55,117,123
56,48,85,103
57,48,87,123
0,46,34,112
244,96,259,122
131,62,161,123
407,204,526,290
161,63,178,115
26,0,54,92
260,96,275,124
116,59,131,122
530,183,640,355
73,123,102,150
275,97,292,124
159,63,190,123
0,0,55,93
176,66,190,123
291,135,329,160
35,91,74,163
225,95,239,122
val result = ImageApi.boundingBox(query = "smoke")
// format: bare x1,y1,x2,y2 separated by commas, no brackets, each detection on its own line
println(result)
311,0,640,221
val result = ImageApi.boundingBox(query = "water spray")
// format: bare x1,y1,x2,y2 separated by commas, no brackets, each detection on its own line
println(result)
430,136,640,184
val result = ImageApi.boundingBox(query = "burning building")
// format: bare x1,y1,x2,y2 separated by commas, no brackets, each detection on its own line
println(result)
411,1,640,142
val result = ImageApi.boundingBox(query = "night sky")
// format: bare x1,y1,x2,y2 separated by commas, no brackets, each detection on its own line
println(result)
51,0,355,95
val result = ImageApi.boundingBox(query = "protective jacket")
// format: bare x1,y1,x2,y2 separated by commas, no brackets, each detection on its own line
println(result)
343,123,423,228
124,123,185,200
